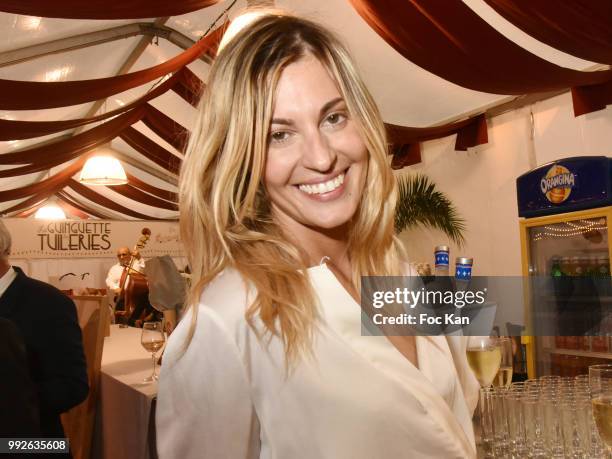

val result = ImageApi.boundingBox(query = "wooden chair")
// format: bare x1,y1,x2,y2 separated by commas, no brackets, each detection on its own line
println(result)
62,296,109,459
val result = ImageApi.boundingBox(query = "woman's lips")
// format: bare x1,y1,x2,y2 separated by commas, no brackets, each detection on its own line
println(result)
295,168,348,202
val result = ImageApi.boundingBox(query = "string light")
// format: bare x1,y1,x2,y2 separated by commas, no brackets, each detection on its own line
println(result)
534,225,606,241
535,218,607,241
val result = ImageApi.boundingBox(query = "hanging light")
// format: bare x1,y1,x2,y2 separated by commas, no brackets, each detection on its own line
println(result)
34,201,66,220
218,10,271,52
79,152,128,186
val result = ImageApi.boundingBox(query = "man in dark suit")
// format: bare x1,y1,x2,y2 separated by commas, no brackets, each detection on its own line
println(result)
0,220,88,442
0,317,40,436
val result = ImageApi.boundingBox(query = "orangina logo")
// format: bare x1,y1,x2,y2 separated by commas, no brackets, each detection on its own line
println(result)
540,164,575,204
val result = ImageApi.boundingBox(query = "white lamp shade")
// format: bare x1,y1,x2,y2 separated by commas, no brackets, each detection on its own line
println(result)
79,155,128,185
34,203,66,220
218,10,270,52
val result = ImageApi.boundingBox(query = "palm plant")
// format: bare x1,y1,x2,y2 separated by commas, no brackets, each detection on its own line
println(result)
394,174,466,247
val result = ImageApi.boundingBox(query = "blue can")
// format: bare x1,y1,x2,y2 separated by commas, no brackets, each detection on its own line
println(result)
434,245,450,269
455,257,473,281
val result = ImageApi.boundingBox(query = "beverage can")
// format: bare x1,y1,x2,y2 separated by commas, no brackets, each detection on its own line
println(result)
434,245,450,277
434,246,450,268
455,257,473,281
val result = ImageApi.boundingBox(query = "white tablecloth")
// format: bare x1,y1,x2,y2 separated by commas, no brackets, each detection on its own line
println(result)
92,325,162,459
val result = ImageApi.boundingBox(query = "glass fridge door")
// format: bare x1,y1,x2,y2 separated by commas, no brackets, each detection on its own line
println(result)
527,216,612,376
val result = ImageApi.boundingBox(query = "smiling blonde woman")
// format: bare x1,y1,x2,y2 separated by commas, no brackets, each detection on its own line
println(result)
156,12,479,459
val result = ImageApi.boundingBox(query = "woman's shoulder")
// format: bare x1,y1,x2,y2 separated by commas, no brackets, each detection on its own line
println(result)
161,268,254,370
181,267,255,338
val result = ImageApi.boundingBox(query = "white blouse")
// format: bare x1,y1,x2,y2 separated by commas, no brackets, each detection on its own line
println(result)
156,264,479,459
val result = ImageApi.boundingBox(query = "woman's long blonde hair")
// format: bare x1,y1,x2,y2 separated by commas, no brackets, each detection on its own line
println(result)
180,13,405,366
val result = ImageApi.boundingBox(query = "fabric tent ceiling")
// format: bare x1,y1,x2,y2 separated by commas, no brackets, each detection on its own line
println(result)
0,0,610,220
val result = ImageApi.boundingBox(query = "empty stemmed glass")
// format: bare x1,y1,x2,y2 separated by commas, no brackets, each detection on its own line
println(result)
492,337,513,388
589,364,612,453
141,321,165,383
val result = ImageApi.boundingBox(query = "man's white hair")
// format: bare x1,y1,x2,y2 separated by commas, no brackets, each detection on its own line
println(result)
0,219,12,258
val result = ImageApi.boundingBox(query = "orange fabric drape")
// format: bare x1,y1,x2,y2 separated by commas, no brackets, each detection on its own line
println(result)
0,0,220,19
0,107,145,166
386,114,488,168
119,127,182,174
56,191,114,219
111,184,179,211
0,24,226,110
484,0,612,65
126,173,177,203
67,179,174,220
142,104,189,152
349,0,612,115
0,70,182,141
0,155,88,202
171,66,205,107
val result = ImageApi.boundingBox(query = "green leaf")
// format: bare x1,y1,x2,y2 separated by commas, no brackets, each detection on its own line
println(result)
394,174,466,247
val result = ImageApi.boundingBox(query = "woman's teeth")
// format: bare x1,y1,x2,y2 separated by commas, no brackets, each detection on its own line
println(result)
298,173,345,195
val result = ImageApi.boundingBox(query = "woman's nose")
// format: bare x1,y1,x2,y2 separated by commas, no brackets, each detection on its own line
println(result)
301,131,337,172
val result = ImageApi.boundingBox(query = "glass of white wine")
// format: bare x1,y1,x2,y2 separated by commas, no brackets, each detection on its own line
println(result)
468,337,502,458
141,321,165,383
589,364,612,452
467,336,502,388
492,337,513,388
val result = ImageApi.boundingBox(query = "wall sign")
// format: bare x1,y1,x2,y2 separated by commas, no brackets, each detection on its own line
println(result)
2,219,184,259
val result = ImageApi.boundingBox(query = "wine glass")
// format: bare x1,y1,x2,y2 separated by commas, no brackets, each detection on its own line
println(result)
141,321,165,383
467,336,502,459
589,364,612,452
467,336,502,388
492,337,513,388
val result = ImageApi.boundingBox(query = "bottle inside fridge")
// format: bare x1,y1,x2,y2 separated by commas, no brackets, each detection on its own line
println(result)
527,216,611,376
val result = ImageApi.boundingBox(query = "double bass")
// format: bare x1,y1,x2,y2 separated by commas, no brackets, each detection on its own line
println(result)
115,228,152,326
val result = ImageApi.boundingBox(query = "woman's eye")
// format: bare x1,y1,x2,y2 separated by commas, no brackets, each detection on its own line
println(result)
323,112,347,127
269,131,291,144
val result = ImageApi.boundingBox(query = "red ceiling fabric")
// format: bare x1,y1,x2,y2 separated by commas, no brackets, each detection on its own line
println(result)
67,179,172,220
111,184,179,211
126,173,178,203
0,156,87,202
119,127,182,174
571,80,612,117
56,191,114,219
0,0,220,20
172,66,206,107
483,0,612,65
0,154,76,178
0,24,226,110
0,107,145,165
2,191,54,216
2,176,75,216
387,114,487,169
454,115,488,151
142,104,189,152
386,115,488,149
56,201,90,220
391,144,421,169
0,71,181,141
349,0,612,114
387,113,487,152
13,201,51,218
